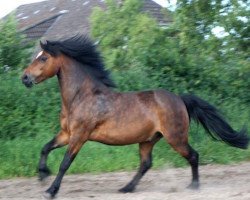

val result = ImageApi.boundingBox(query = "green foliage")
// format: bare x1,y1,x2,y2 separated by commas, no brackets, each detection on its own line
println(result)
0,14,40,140
173,0,250,102
0,73,60,139
92,0,178,91
0,14,33,73
91,0,250,102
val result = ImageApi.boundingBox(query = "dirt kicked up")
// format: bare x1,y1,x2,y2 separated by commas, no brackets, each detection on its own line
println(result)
1,162,250,200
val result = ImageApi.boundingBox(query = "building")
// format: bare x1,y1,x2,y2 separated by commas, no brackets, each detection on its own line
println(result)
12,0,170,41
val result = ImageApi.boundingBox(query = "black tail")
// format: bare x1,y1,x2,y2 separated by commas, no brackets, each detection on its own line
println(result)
181,94,249,149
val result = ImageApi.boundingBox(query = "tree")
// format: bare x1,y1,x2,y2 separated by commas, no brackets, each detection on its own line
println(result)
0,14,33,73
174,0,250,102
90,0,249,102
91,0,187,91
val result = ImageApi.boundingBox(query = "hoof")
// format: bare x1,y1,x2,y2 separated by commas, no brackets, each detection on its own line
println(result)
118,184,135,193
39,168,51,181
44,186,59,199
42,191,55,199
187,181,200,190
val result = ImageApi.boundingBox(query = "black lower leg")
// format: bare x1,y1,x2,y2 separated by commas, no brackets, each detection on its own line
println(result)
186,145,199,189
119,154,152,193
38,132,69,181
44,151,76,198
38,138,57,180
119,135,162,193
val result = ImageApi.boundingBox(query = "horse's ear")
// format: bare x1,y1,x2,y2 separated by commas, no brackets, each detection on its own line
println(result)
40,40,47,50
39,40,58,56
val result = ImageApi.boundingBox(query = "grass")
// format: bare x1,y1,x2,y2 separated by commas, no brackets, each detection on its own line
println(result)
0,123,249,179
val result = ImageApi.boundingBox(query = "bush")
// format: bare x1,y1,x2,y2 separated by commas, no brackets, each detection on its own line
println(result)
0,73,60,139
0,14,33,73
91,0,250,103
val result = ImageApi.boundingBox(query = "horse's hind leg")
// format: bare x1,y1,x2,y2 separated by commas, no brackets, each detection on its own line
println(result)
38,131,69,181
119,133,162,193
167,136,199,189
186,144,199,189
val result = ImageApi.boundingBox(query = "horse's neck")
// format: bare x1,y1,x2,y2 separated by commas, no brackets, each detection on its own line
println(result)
58,60,90,107
57,59,110,109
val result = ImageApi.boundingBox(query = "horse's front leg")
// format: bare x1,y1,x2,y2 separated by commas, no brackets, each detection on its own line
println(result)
38,131,69,181
43,133,88,199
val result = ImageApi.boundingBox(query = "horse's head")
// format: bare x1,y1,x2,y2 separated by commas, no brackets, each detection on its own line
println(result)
21,41,61,88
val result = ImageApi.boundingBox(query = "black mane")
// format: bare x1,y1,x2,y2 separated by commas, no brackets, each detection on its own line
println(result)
40,35,115,87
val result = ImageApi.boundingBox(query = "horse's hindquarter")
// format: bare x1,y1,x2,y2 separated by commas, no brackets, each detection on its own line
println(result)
89,91,159,145
154,90,189,139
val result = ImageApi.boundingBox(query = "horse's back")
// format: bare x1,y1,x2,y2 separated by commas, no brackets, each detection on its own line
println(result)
130,89,189,130
130,89,189,135
136,89,187,115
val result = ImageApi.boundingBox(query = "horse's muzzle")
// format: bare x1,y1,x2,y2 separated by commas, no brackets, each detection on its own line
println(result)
21,74,33,88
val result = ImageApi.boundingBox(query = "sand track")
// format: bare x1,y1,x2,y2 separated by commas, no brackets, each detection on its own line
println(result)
1,162,250,199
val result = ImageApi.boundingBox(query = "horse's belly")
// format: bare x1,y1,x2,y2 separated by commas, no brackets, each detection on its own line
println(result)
89,120,155,145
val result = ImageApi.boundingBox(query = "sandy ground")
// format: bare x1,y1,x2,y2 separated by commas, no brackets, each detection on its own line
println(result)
1,162,250,200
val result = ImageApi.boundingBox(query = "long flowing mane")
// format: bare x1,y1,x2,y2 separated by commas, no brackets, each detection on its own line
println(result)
40,35,115,87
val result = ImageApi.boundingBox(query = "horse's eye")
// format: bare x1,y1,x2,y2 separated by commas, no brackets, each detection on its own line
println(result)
39,56,48,62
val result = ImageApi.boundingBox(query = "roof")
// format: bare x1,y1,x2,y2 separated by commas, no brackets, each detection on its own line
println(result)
142,0,171,26
13,0,170,41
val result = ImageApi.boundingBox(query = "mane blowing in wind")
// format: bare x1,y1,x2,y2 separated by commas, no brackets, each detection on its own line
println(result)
40,35,116,88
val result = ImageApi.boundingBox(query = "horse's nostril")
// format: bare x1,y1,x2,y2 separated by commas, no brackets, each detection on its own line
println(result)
22,74,33,88
23,74,28,80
